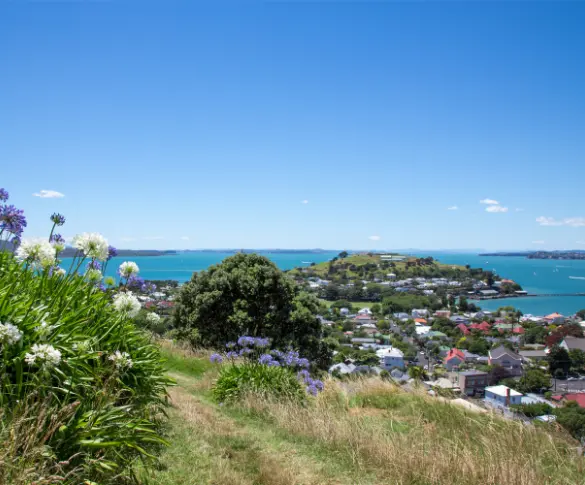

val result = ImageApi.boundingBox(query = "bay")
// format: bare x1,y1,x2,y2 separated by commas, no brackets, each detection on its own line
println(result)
64,250,585,316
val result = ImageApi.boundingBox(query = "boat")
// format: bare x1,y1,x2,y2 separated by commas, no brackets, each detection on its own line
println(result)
301,261,313,264
569,276,585,280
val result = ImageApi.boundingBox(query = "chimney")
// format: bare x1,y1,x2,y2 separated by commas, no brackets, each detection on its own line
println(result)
506,387,511,406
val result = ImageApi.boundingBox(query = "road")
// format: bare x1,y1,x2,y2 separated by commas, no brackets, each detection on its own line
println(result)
552,378,585,393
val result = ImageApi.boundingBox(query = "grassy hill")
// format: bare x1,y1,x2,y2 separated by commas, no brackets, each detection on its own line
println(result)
144,343,585,485
288,253,474,281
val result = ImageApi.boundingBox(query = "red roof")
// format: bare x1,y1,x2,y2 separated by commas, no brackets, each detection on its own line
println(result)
470,321,491,333
565,394,585,408
457,323,470,335
414,318,427,324
512,326,525,334
445,348,465,362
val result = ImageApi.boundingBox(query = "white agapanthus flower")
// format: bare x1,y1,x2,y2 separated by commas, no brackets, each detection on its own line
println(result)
15,238,56,268
72,233,109,261
55,267,66,276
112,292,141,318
118,261,139,278
108,350,133,370
25,344,62,368
36,320,56,335
85,269,103,284
145,312,161,324
0,321,23,346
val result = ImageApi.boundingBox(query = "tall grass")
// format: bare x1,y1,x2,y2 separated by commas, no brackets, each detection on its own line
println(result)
0,251,171,484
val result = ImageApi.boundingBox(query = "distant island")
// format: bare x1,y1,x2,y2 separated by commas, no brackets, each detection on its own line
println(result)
60,248,177,257
480,250,585,260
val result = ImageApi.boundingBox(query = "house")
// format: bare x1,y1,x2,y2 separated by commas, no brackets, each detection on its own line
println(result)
488,346,523,376
462,350,482,362
414,318,427,325
559,393,585,408
444,348,465,371
393,312,410,320
457,323,470,335
479,289,499,298
329,362,356,375
386,273,397,280
484,385,523,407
470,321,491,334
450,315,470,325
377,347,405,370
358,307,372,316
423,330,448,340
415,325,432,336
340,307,350,316
459,370,489,396
560,337,585,353
412,309,430,318
519,350,547,363
545,312,565,324
351,338,376,345
434,310,451,318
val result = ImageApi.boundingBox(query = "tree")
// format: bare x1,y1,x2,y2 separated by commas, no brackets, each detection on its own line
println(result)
488,365,511,385
577,309,585,320
570,349,585,373
514,369,551,393
408,366,427,381
173,253,326,364
338,251,349,259
545,324,584,348
459,296,469,312
547,345,570,377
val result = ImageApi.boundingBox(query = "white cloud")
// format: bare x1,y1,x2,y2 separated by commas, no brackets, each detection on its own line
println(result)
532,240,545,244
143,236,164,240
301,200,309,204
33,190,65,198
486,205,509,213
369,235,381,241
536,216,585,227
121,237,136,242
447,206,458,211
180,236,190,241
480,198,499,205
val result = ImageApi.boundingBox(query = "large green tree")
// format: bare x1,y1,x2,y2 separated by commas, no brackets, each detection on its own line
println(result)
173,253,328,363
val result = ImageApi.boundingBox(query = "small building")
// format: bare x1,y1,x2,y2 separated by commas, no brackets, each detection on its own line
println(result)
545,312,565,324
358,307,372,316
457,323,470,335
560,337,585,353
377,347,405,370
479,289,499,298
488,345,523,377
329,362,356,375
444,348,465,371
340,307,350,316
519,350,547,363
459,370,489,396
484,385,523,407
434,310,451,318
412,309,430,318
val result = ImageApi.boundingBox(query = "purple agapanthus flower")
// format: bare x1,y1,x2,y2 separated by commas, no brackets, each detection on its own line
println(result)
127,276,145,290
282,350,300,367
258,354,274,365
306,385,318,396
11,236,21,247
296,358,310,369
98,283,107,292
0,205,27,237
237,336,256,347
239,347,253,356
226,341,236,349
86,260,102,271
50,233,65,244
254,337,270,348
297,369,311,381
226,351,239,359
210,353,223,363
107,245,118,260
0,188,8,202
50,213,66,226
267,360,281,367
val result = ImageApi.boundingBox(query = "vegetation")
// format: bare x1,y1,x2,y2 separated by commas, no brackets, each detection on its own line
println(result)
146,350,585,485
0,189,170,484
173,253,330,366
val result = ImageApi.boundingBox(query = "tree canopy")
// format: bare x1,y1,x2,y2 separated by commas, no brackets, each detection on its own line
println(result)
173,253,327,364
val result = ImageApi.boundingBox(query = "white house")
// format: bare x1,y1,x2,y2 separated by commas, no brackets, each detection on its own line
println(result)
339,308,350,316
412,309,430,318
376,347,405,370
415,325,432,336
358,307,372,316
484,385,523,407
329,362,356,375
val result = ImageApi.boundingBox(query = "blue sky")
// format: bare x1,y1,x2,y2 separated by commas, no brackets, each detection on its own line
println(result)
1,1,584,251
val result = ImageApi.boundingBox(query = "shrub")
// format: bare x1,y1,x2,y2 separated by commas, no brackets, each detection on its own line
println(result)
0,189,170,484
511,403,553,418
213,363,305,403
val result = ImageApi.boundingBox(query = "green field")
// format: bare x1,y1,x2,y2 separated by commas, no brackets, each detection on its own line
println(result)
320,299,373,310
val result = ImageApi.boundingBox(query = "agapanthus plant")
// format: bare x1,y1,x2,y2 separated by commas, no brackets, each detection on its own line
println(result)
210,335,324,397
0,188,27,246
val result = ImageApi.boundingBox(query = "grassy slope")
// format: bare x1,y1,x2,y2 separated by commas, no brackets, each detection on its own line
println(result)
144,345,585,485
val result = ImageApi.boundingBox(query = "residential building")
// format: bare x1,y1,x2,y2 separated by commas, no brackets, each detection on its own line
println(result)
479,289,499,298
358,307,372,316
545,312,565,324
457,323,470,335
560,337,585,353
340,307,350,316
459,370,489,396
444,348,465,371
519,350,547,363
434,310,451,318
553,393,585,408
329,362,356,375
470,321,491,333
488,346,523,376
484,385,523,407
412,309,430,318
377,347,405,370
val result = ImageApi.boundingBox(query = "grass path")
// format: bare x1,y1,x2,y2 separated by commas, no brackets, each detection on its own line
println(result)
143,371,376,485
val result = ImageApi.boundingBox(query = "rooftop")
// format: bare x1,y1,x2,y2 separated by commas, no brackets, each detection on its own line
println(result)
485,385,522,397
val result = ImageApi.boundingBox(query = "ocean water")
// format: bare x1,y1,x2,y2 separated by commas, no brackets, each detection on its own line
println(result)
65,250,585,316
413,252,585,316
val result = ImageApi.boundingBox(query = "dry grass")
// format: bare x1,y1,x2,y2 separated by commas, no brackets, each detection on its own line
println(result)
238,378,585,485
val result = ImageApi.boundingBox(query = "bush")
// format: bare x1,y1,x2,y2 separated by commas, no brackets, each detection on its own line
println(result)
213,362,305,403
0,190,170,484
512,403,553,418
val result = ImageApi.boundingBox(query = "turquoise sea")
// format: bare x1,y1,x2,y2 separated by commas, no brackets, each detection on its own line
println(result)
66,251,585,316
